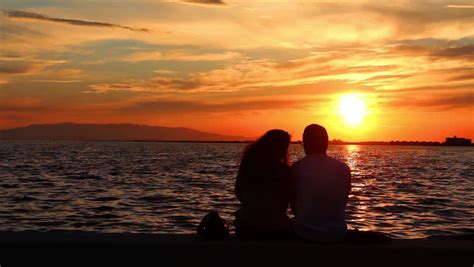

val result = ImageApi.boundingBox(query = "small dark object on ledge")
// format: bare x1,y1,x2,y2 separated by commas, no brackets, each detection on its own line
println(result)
197,211,230,241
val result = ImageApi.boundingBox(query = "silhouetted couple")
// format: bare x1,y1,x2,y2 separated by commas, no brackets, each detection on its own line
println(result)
234,124,351,242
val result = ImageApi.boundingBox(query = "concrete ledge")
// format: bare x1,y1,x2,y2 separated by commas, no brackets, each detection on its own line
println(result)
0,231,472,266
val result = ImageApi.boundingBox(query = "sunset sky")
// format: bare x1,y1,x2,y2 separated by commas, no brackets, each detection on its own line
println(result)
1,0,473,141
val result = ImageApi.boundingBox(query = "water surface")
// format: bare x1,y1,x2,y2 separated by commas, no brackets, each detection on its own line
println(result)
1,141,473,238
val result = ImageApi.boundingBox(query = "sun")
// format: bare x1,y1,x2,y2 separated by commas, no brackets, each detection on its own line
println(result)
338,94,367,125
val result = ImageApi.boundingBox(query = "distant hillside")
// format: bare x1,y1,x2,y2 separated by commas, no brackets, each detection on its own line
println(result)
0,123,248,141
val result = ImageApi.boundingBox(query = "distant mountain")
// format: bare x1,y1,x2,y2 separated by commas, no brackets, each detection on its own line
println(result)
0,123,249,141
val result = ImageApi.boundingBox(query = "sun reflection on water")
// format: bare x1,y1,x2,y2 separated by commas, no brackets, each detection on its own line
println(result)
344,144,378,231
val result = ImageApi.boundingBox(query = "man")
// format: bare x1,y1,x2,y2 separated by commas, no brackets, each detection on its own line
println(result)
291,124,351,242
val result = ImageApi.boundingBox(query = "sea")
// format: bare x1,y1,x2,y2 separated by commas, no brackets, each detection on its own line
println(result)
0,140,473,238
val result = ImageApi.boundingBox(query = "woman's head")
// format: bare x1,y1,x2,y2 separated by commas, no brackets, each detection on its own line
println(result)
243,129,291,164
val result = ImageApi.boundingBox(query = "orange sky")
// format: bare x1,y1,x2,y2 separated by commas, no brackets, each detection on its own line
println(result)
0,0,473,141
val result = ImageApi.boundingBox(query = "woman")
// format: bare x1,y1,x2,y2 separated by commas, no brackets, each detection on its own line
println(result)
234,129,293,239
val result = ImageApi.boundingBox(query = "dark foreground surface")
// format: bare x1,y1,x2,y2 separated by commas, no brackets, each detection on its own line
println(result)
0,231,473,266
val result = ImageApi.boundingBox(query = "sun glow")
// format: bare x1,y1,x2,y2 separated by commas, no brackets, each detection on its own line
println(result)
338,94,367,125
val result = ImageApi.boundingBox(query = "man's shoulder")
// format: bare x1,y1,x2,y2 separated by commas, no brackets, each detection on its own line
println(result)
290,157,304,171
326,156,351,173
291,154,350,171
291,154,332,166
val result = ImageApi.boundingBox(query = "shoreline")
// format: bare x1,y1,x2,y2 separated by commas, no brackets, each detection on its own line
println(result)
1,138,473,147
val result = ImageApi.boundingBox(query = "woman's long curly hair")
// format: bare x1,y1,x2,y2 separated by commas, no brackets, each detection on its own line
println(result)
235,130,291,194
241,129,291,165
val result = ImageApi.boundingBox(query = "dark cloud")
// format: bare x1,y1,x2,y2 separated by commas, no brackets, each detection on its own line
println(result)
0,52,23,59
182,0,226,6
2,9,151,33
88,77,203,93
388,44,431,56
448,72,474,81
150,77,202,91
0,100,48,112
432,45,474,60
366,3,474,36
428,94,474,109
381,83,474,93
0,58,65,75
389,40,474,60
0,61,33,74
88,83,136,92
395,37,474,47
386,93,474,110
363,74,413,82
0,20,45,38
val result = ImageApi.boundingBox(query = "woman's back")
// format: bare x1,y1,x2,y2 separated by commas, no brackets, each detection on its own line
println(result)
233,129,293,239
234,161,291,234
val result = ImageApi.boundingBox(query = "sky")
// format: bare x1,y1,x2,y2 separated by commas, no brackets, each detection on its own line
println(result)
0,0,473,141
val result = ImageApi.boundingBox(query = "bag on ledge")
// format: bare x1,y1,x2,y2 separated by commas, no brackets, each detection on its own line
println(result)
197,211,230,241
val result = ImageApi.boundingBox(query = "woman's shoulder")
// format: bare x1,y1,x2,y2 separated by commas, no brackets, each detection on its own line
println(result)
274,162,290,172
273,163,290,180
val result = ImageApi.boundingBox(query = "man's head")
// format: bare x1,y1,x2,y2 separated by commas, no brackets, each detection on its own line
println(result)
303,124,328,155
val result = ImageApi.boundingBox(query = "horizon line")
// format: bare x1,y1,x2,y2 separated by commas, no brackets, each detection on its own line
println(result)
0,138,472,146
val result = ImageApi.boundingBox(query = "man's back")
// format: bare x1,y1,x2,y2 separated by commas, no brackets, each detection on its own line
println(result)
291,154,351,241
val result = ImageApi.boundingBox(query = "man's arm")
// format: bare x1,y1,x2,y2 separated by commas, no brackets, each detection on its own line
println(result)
345,166,352,206
289,166,297,216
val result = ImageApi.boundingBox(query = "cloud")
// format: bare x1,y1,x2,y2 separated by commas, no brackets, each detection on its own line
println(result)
87,83,144,93
88,59,288,93
87,52,403,94
30,80,82,83
387,44,432,57
122,50,240,62
448,72,474,82
0,57,81,84
379,82,474,93
124,97,320,114
0,53,24,60
429,94,474,109
432,45,474,60
0,62,32,74
0,19,45,38
0,58,65,75
0,98,48,112
445,5,474,9
385,93,474,110
154,70,178,75
362,74,412,83
1,9,151,33
87,76,203,93
181,0,226,6
386,40,474,63
86,36,473,97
